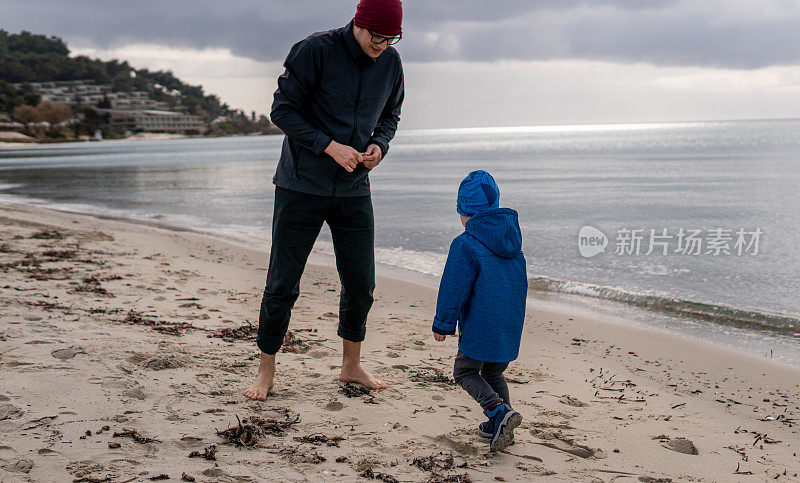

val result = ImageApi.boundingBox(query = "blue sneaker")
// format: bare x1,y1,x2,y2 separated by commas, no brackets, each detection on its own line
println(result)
484,403,522,452
479,420,515,445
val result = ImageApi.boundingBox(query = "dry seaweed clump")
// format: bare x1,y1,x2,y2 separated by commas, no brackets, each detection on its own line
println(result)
74,276,111,295
293,433,345,447
208,322,255,342
411,453,457,472
122,310,197,336
217,414,300,447
188,444,217,460
278,447,326,464
411,453,471,483
30,229,65,239
281,330,311,353
360,468,400,483
112,427,159,444
428,474,472,483
339,383,372,398
410,370,456,386
41,249,78,260
339,383,377,404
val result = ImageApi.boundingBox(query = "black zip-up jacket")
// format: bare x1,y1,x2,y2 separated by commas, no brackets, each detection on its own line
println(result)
271,20,405,197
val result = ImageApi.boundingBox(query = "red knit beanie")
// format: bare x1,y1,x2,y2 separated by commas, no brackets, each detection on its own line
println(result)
354,0,403,36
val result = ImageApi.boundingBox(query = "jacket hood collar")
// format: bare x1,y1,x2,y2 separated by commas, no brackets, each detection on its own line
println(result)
342,20,376,63
465,208,523,259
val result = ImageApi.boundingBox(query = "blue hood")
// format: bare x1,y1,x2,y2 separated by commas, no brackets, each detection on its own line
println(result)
465,208,522,259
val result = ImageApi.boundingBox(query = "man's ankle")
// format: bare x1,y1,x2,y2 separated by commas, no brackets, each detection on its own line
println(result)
341,361,362,371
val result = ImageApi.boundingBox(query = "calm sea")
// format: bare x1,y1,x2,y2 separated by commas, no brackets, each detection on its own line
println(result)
2,119,799,363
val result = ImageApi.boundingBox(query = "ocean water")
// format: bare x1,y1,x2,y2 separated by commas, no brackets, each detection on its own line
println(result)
2,119,799,363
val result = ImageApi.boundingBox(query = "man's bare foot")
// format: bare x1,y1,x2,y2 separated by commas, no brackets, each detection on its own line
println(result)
243,352,275,401
340,339,387,389
339,364,387,389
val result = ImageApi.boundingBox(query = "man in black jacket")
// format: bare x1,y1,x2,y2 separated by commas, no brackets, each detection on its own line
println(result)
245,0,404,400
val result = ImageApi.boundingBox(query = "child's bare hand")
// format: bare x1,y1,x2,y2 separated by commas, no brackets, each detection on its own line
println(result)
433,333,446,342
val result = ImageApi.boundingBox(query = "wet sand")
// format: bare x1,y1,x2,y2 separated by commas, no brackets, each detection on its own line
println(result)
1,201,799,482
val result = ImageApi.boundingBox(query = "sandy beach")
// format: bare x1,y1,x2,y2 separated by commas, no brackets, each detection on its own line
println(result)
1,200,799,482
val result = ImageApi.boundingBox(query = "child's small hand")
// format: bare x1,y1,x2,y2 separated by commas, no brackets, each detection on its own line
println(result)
433,333,446,342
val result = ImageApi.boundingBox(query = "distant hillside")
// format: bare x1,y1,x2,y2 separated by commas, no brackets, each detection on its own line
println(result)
0,30,270,129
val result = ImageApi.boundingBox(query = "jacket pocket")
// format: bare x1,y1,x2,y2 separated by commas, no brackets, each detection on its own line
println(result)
296,149,337,190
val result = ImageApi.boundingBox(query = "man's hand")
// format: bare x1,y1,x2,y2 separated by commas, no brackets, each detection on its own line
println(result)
325,140,363,172
362,144,382,170
433,333,446,342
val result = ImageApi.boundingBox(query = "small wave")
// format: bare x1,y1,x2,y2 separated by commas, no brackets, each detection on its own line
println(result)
529,275,800,336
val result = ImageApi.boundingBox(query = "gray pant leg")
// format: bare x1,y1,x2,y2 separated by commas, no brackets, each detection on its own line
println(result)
452,350,505,411
481,361,510,406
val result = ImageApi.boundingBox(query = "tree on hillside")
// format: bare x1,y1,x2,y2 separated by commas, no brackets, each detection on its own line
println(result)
0,81,40,113
13,105,43,123
37,101,74,124
13,101,73,124
0,30,69,56
76,106,107,135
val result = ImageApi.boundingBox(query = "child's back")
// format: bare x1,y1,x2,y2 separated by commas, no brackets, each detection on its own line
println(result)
433,207,527,363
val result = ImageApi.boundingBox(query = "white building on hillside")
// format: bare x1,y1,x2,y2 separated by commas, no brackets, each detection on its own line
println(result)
98,109,206,134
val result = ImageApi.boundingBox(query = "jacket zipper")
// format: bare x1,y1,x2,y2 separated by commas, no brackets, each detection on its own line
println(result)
350,64,363,145
335,63,363,196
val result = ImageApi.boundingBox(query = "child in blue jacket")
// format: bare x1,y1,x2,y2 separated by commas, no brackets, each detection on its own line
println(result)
432,170,528,452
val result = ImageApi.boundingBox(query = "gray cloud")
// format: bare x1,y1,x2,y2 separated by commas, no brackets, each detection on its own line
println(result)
2,0,799,69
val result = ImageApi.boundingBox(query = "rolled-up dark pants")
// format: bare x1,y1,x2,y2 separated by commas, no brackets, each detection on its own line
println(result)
453,350,511,411
257,187,375,355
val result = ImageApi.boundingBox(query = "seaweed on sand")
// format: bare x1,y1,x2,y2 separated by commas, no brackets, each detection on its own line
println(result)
360,468,399,483
293,433,345,447
217,414,301,447
281,330,311,353
112,427,159,444
410,370,456,386
207,322,256,342
122,309,197,336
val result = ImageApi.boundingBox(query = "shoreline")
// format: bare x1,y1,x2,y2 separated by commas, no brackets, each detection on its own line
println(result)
2,192,797,369
1,201,799,480
0,131,281,148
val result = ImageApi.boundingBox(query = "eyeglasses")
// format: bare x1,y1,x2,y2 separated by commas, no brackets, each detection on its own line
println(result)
368,30,401,46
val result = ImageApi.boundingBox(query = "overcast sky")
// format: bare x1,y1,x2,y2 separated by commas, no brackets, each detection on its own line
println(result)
3,0,799,128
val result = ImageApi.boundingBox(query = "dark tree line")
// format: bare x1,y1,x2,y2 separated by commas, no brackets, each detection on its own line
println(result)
0,29,276,133
0,81,40,114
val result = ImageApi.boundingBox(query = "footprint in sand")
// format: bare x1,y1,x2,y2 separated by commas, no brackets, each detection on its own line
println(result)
127,352,187,371
4,459,34,474
655,435,698,455
0,445,18,461
325,401,344,411
386,343,407,352
429,434,480,456
531,430,605,459
51,347,84,360
66,460,107,479
0,404,25,421
175,436,205,450
558,395,587,407
122,387,147,400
